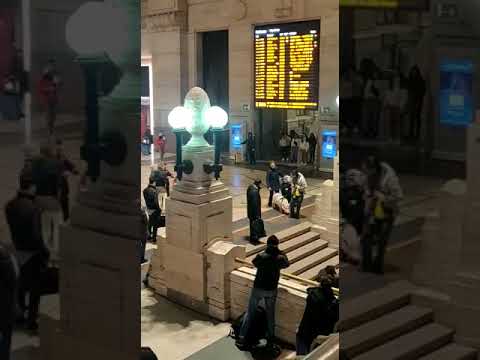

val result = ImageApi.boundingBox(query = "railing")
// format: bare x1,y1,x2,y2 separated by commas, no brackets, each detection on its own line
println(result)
234,257,339,297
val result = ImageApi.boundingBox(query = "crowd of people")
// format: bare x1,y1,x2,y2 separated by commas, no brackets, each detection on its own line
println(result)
340,59,426,143
141,127,167,161
340,155,403,274
0,138,80,358
246,164,308,244
234,234,339,357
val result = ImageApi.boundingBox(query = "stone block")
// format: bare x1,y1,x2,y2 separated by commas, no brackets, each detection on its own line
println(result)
164,243,206,301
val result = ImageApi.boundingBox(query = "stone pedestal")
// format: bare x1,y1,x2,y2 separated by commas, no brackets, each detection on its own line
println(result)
448,124,480,348
413,180,465,292
313,181,339,246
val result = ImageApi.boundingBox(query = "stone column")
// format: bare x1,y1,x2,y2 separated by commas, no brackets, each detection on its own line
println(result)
449,123,480,348
40,1,141,359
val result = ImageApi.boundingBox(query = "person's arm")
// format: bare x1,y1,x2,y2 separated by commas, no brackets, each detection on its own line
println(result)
252,254,262,268
279,253,290,269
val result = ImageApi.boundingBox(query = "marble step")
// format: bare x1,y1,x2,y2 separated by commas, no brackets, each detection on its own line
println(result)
282,237,328,264
338,280,413,331
342,305,434,358
245,222,312,256
299,255,340,280
283,247,338,276
353,323,454,360
418,343,478,360
246,231,324,263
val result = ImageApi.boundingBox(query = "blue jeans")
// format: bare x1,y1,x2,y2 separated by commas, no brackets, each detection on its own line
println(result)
142,143,150,155
239,288,277,342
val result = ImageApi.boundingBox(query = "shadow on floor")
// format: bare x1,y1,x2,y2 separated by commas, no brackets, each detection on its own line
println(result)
10,345,40,360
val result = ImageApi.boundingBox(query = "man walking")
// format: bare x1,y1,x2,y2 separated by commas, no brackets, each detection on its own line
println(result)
143,178,162,242
266,161,281,207
236,235,289,352
290,169,307,219
247,179,264,244
242,132,256,165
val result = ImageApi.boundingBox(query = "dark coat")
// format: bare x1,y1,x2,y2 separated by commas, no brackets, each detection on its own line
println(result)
143,185,160,211
149,169,171,188
297,286,338,340
242,137,255,152
252,246,289,291
0,245,17,330
266,169,281,192
31,156,61,197
5,192,45,254
247,184,261,220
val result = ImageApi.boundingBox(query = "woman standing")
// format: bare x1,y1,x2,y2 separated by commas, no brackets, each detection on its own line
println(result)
308,133,317,164
299,135,309,165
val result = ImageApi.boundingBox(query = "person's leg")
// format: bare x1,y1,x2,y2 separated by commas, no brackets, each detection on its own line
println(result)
26,255,43,329
296,333,311,356
152,211,160,240
374,219,393,274
361,231,373,272
264,291,277,343
238,288,261,342
268,190,273,207
0,323,13,360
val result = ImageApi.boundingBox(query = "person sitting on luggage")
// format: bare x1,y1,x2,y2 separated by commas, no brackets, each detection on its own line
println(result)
290,169,307,219
5,175,49,331
266,161,282,207
280,175,292,203
296,274,338,356
247,178,264,244
236,235,289,351
143,179,162,242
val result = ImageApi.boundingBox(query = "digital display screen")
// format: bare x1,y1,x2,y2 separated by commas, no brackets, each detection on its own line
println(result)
231,124,242,149
439,60,474,126
340,0,429,9
322,130,337,159
254,21,320,110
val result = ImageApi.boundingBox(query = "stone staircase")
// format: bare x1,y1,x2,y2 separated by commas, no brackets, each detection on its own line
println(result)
338,281,478,360
241,221,339,282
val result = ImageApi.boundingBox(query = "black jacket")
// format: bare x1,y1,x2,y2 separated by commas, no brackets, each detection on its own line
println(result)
150,169,171,188
5,192,45,254
247,184,261,220
298,286,338,340
31,156,61,197
143,185,160,211
266,169,281,192
252,247,289,291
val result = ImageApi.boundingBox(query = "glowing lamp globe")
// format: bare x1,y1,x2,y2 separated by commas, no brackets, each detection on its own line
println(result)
168,106,192,130
66,2,107,56
206,106,228,129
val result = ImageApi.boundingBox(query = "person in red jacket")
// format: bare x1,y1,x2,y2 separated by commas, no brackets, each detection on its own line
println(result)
38,60,61,135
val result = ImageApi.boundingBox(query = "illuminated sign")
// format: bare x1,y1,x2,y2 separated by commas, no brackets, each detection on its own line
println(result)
439,60,474,126
340,0,429,9
254,21,320,110
231,124,242,149
321,130,337,159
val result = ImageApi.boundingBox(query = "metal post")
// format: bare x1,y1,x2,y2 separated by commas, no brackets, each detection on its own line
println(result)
174,130,183,180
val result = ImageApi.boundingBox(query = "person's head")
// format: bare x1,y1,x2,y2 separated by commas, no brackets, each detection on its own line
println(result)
325,265,337,278
254,178,262,188
149,177,155,186
270,161,276,170
291,169,299,179
40,143,54,159
266,235,279,248
55,139,64,156
45,59,56,74
409,65,421,79
248,132,253,138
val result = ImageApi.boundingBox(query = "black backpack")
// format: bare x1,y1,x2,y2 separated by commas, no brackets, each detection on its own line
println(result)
230,306,268,346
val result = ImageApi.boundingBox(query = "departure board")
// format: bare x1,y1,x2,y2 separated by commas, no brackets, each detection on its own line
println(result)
254,21,320,110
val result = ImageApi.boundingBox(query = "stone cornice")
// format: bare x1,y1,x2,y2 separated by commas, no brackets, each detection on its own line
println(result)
141,10,187,33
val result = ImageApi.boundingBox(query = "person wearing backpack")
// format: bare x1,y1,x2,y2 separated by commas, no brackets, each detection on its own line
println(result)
296,275,339,356
236,235,289,351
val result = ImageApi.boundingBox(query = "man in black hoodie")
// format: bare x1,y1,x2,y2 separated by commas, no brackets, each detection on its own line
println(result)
296,275,339,355
237,235,289,350
143,179,162,242
247,179,263,244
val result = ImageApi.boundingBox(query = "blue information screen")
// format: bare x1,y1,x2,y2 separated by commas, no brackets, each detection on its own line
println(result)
321,130,337,159
439,60,474,126
231,124,242,149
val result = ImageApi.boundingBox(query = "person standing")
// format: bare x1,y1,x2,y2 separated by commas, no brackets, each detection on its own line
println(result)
290,170,307,219
307,133,317,164
407,66,426,140
299,135,309,165
383,74,407,142
362,68,380,138
280,175,292,203
38,60,61,135
296,275,338,355
247,179,263,244
236,235,289,352
5,176,48,331
157,134,166,162
0,243,18,360
266,162,281,207
279,133,290,162
290,139,299,164
242,132,256,165
142,127,153,156
143,179,162,242
361,156,403,274
56,139,79,221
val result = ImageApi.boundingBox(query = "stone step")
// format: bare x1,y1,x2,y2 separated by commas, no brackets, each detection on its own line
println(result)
282,238,328,264
246,232,323,263
338,280,413,332
283,247,338,276
245,222,312,257
298,255,339,280
418,343,478,360
342,305,434,358
353,323,454,360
